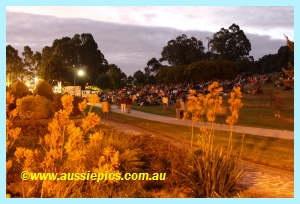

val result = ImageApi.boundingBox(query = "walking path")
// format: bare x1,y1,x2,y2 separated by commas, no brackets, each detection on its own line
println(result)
95,103,294,198
96,104,294,140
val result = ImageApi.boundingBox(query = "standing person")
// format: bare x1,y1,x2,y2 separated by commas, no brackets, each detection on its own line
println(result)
126,95,132,113
175,99,181,120
162,94,169,111
120,94,127,113
179,98,185,119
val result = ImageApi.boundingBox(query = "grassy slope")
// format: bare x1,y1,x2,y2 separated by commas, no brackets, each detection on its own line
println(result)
131,83,294,131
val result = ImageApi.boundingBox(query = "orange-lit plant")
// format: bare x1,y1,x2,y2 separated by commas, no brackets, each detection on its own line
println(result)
183,82,223,148
179,82,243,198
6,92,20,197
6,92,20,153
281,35,294,88
36,94,129,197
226,86,243,153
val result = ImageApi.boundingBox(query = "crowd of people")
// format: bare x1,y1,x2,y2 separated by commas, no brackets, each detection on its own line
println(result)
96,72,290,118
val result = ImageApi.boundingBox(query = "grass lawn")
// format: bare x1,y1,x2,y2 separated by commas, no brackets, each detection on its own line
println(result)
130,83,294,131
93,106,294,172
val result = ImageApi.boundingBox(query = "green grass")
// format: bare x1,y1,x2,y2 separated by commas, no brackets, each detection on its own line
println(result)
131,83,294,131
93,106,294,172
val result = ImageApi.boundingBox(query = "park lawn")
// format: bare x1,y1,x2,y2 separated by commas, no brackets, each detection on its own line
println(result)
93,106,294,172
131,83,294,131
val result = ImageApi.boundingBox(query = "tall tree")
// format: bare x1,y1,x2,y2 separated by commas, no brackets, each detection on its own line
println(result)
78,33,108,85
6,45,24,86
106,64,127,89
125,75,135,87
133,70,146,85
37,33,108,86
160,34,205,66
22,46,36,81
147,57,162,73
209,24,251,61
95,73,113,90
144,67,156,84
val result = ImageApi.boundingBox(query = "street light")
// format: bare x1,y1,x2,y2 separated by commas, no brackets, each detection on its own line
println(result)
73,66,85,97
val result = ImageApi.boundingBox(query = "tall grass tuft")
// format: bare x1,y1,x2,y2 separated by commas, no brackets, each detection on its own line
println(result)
179,82,244,198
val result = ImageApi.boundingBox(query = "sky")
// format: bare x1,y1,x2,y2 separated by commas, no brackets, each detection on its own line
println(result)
6,6,294,76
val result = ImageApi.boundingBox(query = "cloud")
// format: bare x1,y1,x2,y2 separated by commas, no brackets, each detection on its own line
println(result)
6,10,288,76
6,6,294,39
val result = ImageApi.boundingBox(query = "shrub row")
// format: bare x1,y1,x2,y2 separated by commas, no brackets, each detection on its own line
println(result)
8,80,86,119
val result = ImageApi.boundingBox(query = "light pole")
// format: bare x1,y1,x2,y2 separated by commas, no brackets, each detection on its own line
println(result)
73,66,84,97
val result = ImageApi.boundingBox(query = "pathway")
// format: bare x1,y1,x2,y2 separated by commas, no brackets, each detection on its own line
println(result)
96,104,294,140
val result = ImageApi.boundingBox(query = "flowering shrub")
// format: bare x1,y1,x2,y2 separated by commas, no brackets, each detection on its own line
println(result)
15,95,54,119
6,92,20,163
179,82,244,198
11,94,145,198
6,92,21,198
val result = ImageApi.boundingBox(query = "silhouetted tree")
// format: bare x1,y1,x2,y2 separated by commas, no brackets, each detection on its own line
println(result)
160,34,205,66
6,45,24,86
209,24,251,61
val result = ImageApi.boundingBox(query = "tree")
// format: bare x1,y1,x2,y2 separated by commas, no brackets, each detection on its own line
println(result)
281,35,294,88
133,70,146,85
256,44,293,74
147,57,162,73
160,34,205,66
209,24,251,61
277,45,293,70
144,67,156,84
37,33,108,86
6,45,24,86
22,46,34,72
36,46,56,84
95,73,113,90
22,46,42,82
78,33,108,85
125,75,135,87
106,64,127,89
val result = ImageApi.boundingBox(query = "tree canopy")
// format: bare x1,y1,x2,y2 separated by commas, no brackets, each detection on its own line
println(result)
6,45,24,85
147,57,162,73
6,25,293,90
160,34,205,66
37,33,108,86
209,24,251,61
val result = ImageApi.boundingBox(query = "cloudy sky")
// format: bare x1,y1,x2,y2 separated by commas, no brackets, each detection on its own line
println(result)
6,6,294,76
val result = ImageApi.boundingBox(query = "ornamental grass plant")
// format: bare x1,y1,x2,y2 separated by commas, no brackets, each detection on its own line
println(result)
177,82,244,197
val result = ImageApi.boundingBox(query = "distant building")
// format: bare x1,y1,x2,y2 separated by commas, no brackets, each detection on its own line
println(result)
63,86,82,96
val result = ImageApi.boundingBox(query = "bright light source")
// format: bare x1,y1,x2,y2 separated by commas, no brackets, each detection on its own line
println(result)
78,70,84,76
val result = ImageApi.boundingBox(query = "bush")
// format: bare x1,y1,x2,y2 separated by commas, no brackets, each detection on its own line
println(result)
33,80,54,100
15,95,54,119
9,81,31,100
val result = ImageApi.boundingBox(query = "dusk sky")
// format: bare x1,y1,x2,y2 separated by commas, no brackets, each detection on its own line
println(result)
6,6,294,76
